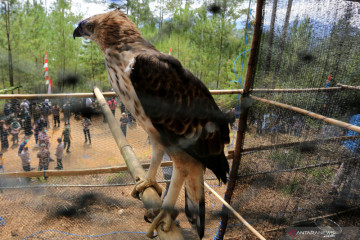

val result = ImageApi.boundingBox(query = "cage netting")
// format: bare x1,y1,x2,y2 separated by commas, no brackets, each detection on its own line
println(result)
222,0,360,239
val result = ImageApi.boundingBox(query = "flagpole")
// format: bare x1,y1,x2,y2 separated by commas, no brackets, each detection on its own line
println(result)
44,51,49,85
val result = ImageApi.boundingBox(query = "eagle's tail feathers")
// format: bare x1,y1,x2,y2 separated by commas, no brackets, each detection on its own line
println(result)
185,175,205,239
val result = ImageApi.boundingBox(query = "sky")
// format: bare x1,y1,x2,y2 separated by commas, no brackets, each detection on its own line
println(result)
46,0,360,29
46,0,109,17
263,0,360,29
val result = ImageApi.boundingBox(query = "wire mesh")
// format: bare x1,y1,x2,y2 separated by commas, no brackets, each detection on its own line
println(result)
223,0,360,239
1,1,360,239
0,96,239,240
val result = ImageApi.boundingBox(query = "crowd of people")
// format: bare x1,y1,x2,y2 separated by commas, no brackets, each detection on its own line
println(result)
0,97,137,179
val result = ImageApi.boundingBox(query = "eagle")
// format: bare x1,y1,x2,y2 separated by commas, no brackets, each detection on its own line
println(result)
73,9,229,239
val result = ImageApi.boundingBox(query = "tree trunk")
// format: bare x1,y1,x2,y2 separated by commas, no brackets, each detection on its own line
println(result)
216,17,224,89
265,0,278,74
91,42,95,82
4,2,14,90
1,63,5,88
177,36,180,59
216,32,223,89
62,5,66,80
275,0,293,76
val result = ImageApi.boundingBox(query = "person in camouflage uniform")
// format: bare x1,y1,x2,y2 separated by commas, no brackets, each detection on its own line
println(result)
62,124,72,153
54,138,64,170
33,105,41,123
37,143,50,180
63,102,71,125
82,117,92,144
52,104,61,127
38,128,50,149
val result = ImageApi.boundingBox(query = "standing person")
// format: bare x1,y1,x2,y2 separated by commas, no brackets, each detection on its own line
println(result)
82,117,92,144
0,153,4,173
119,101,126,114
10,118,21,145
54,138,64,170
41,103,51,128
36,115,48,131
24,110,33,136
21,145,33,183
63,102,71,125
330,114,360,196
20,146,31,172
20,99,29,111
0,121,9,151
3,102,11,117
120,113,128,137
38,128,50,149
18,136,30,155
62,124,72,153
52,104,61,127
33,122,42,147
33,104,41,123
37,143,50,180
108,97,117,116
323,75,336,112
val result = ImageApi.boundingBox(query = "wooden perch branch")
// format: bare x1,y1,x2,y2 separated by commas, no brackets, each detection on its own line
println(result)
250,95,360,133
0,162,174,178
0,86,342,99
205,183,266,240
337,84,360,90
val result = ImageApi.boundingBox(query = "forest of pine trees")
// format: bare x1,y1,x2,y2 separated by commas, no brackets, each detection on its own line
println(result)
0,0,359,108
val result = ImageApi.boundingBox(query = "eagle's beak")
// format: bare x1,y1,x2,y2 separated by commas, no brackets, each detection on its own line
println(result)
73,25,82,39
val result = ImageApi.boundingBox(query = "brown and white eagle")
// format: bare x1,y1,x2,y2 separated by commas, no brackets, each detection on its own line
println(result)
73,9,229,239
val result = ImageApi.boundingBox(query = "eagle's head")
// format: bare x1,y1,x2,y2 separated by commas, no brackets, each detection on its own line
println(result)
73,9,142,51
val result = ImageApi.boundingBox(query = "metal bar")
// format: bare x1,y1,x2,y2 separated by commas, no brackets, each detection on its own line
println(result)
250,95,360,133
93,87,183,240
216,0,265,239
204,183,266,240
337,84,360,90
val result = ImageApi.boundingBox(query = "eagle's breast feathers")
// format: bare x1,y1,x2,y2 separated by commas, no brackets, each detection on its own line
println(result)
105,48,160,137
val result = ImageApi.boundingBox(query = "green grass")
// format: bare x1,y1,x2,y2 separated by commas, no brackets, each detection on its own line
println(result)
106,172,124,184
281,178,303,195
306,166,335,185
270,149,299,169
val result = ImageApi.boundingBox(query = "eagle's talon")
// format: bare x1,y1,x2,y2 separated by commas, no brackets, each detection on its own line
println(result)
131,177,162,199
144,208,161,223
146,209,175,238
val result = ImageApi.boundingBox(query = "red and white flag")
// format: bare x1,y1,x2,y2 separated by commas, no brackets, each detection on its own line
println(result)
44,51,49,85
169,48,172,55
48,78,53,94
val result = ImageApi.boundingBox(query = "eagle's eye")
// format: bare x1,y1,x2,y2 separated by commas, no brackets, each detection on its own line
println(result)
87,24,94,33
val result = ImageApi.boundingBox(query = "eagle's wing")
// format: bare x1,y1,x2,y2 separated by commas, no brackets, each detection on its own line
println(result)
130,52,230,183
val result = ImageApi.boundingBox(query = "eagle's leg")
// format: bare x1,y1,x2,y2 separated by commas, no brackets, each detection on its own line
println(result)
146,162,185,237
131,140,164,199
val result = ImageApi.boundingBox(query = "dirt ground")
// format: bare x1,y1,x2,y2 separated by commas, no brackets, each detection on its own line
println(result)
3,108,152,172
0,109,227,240
0,114,359,239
